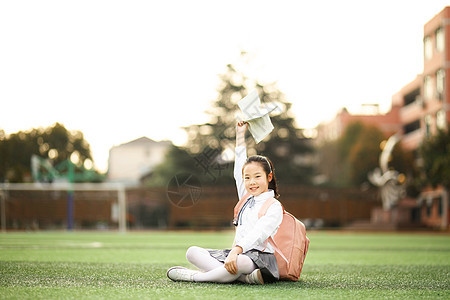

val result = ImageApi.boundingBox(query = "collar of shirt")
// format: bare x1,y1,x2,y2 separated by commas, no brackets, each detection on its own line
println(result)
238,189,275,225
253,189,275,203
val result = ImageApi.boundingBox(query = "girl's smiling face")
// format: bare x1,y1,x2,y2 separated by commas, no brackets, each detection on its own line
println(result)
243,162,273,196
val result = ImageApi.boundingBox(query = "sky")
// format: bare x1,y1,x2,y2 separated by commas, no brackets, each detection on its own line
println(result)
1,0,450,172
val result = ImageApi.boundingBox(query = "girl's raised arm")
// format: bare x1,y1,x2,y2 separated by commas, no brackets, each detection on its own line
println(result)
236,121,247,147
234,122,248,199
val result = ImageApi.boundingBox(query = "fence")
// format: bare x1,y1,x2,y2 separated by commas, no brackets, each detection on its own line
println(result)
0,184,380,231
168,186,380,228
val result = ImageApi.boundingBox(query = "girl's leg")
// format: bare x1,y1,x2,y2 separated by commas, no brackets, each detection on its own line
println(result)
185,246,223,272
193,254,256,283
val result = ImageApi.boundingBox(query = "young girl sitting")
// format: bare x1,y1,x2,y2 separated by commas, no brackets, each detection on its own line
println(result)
167,121,283,284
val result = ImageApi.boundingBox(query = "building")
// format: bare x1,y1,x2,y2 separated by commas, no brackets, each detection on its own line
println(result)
318,7,449,149
107,137,171,185
316,7,450,230
316,104,402,143
393,7,449,150
393,7,450,229
391,75,423,150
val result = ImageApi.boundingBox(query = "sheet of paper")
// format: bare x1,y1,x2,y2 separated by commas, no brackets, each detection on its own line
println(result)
237,90,280,143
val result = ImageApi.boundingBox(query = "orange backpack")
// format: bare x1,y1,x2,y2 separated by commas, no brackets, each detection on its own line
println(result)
233,196,310,281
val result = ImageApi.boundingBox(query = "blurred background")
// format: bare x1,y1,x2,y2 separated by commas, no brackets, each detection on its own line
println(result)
1,1,449,232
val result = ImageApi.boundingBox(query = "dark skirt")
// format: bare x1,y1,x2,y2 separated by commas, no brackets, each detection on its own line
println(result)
207,249,279,282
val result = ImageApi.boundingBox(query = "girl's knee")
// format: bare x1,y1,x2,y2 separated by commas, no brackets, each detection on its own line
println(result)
186,246,202,261
236,254,256,275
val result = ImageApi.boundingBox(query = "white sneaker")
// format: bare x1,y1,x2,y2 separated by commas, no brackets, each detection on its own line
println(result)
243,269,264,285
167,266,199,282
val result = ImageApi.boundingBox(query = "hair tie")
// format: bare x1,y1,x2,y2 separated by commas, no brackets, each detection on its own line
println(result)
263,156,272,173
244,155,272,173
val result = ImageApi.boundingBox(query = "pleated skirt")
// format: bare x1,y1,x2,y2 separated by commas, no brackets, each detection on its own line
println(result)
207,249,279,282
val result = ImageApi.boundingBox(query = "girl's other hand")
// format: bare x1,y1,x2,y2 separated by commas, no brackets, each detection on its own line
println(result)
224,246,243,275
224,252,238,275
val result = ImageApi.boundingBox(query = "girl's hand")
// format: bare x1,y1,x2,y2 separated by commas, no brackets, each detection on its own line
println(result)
224,246,243,275
224,253,238,275
236,121,248,134
236,122,248,147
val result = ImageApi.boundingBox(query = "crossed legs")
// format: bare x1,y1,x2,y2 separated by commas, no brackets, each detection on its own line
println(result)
185,246,257,283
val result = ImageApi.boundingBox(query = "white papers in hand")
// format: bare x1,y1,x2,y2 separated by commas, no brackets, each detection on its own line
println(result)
237,90,281,143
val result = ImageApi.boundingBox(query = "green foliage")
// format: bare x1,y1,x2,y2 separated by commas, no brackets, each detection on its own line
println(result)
317,122,381,187
0,232,449,299
347,125,385,185
0,123,97,182
337,121,366,161
317,122,414,188
146,145,201,187
146,144,237,187
420,127,450,190
315,139,341,185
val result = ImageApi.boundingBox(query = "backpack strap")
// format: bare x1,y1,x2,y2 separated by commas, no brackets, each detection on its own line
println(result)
233,193,251,226
267,236,288,263
258,198,281,218
258,198,289,264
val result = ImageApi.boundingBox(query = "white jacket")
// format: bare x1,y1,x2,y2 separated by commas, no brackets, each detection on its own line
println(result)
233,146,283,253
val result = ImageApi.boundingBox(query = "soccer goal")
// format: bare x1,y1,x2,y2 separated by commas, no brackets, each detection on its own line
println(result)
0,182,127,232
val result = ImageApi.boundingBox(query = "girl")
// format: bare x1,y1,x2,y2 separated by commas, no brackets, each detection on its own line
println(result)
167,121,283,284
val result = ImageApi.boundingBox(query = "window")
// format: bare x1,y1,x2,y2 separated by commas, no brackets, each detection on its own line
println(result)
436,27,444,52
424,36,433,60
425,115,432,137
404,88,421,106
438,197,443,216
403,120,421,134
424,75,433,100
426,201,431,217
437,110,446,130
436,69,445,100
410,207,421,223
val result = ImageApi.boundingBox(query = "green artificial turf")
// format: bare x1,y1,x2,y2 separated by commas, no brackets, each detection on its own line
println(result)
0,231,449,299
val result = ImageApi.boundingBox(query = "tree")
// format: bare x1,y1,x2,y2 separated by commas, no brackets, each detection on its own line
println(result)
315,139,341,186
419,128,450,190
317,121,414,188
145,145,201,187
0,123,97,182
147,55,314,187
347,125,385,186
182,60,314,186
316,122,371,187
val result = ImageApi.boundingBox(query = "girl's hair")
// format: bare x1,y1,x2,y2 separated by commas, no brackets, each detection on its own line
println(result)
243,155,280,199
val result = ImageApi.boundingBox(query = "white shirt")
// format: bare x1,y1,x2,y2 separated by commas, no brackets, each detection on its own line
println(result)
233,146,283,253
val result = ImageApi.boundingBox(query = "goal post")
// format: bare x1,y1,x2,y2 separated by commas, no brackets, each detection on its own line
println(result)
0,182,127,232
